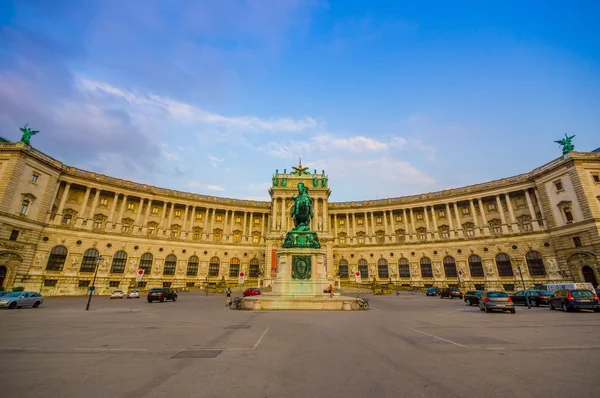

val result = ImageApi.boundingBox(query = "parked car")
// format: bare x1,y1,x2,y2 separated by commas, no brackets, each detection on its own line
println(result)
243,288,261,297
463,290,483,306
425,287,437,297
437,287,462,299
127,290,140,299
549,289,600,312
0,291,44,309
0,291,9,297
147,288,178,303
110,290,125,299
479,291,515,313
510,290,552,306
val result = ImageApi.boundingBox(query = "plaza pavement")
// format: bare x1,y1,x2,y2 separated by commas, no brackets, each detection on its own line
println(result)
1,291,598,398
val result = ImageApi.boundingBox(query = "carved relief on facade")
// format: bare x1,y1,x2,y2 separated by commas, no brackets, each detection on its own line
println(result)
484,261,495,276
69,255,80,268
433,262,442,277
129,259,137,271
154,260,162,272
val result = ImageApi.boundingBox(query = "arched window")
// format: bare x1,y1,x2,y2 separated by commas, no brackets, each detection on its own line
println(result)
209,256,220,277
163,254,177,275
187,256,199,276
495,253,513,276
338,259,349,278
46,246,67,271
443,256,457,277
249,258,260,278
398,258,410,278
468,255,484,277
526,251,546,276
110,251,127,273
139,253,153,275
358,259,369,278
377,258,389,278
229,258,241,277
80,249,99,272
420,257,433,278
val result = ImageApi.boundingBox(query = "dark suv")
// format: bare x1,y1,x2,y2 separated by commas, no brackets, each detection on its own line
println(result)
147,288,178,303
437,287,462,299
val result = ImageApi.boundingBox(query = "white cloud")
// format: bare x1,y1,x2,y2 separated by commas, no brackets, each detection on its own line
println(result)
208,154,224,167
207,184,225,191
187,181,203,188
311,135,388,152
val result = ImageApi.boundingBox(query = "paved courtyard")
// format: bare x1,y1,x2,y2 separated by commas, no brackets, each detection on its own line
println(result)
1,291,598,398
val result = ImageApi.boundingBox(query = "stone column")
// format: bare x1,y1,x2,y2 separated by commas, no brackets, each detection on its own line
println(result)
453,203,463,237
242,211,248,240
116,194,128,229
272,199,277,229
230,211,236,236
505,193,517,229
371,212,376,236
203,208,209,238
143,199,152,226
390,210,396,234
55,182,72,224
261,213,266,238
210,208,216,236
477,198,490,235
106,192,119,229
431,206,438,239
534,189,547,229
313,199,318,230
135,198,145,226
182,205,189,238
346,214,350,235
280,198,285,230
248,212,254,241
87,189,101,228
524,189,541,230
352,213,357,237
424,207,431,239
469,199,480,236
446,203,454,232
334,214,338,238
167,203,175,232
76,187,92,227
496,195,509,234
322,199,328,231
383,211,389,236
159,202,167,231
403,209,409,240
223,209,229,235
410,208,416,240
189,206,195,231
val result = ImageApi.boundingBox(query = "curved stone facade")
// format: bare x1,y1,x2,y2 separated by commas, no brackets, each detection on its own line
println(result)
1,141,599,295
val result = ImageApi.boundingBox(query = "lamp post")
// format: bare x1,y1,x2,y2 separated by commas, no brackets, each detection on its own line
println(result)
85,256,104,311
515,259,531,309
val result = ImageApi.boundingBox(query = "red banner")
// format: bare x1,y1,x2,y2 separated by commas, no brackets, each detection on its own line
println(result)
271,249,278,273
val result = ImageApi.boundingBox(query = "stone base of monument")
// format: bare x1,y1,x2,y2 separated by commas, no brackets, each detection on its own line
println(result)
241,247,355,310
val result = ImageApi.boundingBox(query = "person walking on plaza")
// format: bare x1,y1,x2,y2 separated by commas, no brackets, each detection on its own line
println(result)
327,284,334,298
226,287,232,307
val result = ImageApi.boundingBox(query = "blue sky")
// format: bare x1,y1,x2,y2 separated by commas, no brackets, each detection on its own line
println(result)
1,1,599,201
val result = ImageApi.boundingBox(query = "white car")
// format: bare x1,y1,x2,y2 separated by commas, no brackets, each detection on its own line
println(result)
110,290,124,299
127,290,140,299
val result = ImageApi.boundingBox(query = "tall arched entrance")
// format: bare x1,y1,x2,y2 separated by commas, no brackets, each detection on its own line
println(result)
582,266,598,288
0,265,6,288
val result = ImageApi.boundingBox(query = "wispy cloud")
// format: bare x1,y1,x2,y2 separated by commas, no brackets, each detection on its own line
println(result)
207,184,225,191
208,154,224,167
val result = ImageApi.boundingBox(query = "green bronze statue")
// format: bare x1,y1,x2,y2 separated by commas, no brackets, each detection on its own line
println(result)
555,134,575,155
282,182,321,249
321,170,327,188
272,169,279,187
19,124,40,145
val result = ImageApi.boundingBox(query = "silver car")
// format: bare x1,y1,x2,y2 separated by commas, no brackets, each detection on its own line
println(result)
0,291,44,309
479,291,515,313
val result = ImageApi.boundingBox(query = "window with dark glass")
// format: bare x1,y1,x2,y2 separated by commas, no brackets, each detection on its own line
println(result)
209,257,220,277
502,284,515,292
398,258,410,278
46,246,68,271
139,253,153,274
78,280,90,288
109,281,120,287
443,256,458,277
163,254,177,275
163,281,172,288
338,259,349,278
9,230,19,241
79,248,99,272
249,259,260,277
573,237,582,247
358,259,369,278
420,257,433,278
495,253,514,276
525,251,546,276
186,282,195,287
187,256,199,276
377,259,389,278
20,200,30,215
110,251,127,273
468,255,484,277
229,258,240,277
44,279,58,287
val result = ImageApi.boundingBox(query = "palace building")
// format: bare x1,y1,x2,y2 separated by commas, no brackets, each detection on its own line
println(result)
0,141,599,295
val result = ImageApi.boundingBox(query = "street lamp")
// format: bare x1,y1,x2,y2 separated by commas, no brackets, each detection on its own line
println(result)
514,259,531,309
85,256,104,311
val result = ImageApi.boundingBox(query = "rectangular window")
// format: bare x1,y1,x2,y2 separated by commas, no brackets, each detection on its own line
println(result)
376,217,382,224
196,213,203,220
213,233,222,242
209,263,219,276
418,232,426,241
416,213,423,220
109,281,120,288
163,282,172,288
148,225,156,236
186,282,195,287
554,180,564,192
152,207,160,215
193,231,200,240
493,225,502,234
573,237,582,248
175,210,182,218
502,284,515,292
338,236,346,244
254,218,260,225
171,230,179,238
30,173,39,183
252,235,260,244
462,207,470,215
78,280,91,288
474,284,485,290
137,281,147,288
20,200,30,216
233,233,241,243
44,279,58,287
216,214,223,222
357,218,363,225
235,216,241,223
358,237,365,245
437,210,445,218
487,203,496,211
339,218,345,226
564,208,574,223
99,197,109,207
249,263,260,278
93,220,102,230
9,230,19,241
62,214,72,225
126,203,135,211
593,174,600,183
440,230,449,239
395,215,402,222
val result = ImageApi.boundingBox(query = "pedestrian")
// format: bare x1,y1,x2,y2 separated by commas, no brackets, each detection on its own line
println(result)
226,287,231,307
327,283,334,298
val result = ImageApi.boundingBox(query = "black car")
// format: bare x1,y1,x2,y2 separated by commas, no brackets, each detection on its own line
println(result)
147,288,178,303
549,289,600,312
437,287,462,299
463,290,483,306
510,290,552,307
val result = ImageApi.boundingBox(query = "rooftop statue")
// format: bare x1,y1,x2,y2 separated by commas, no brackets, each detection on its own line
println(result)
19,124,40,145
290,157,310,175
282,182,321,249
555,134,575,155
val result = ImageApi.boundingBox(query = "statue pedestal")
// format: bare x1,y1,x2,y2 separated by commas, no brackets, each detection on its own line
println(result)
271,248,330,297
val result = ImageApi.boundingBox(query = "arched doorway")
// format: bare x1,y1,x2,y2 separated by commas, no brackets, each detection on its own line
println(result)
582,266,598,288
0,266,6,288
